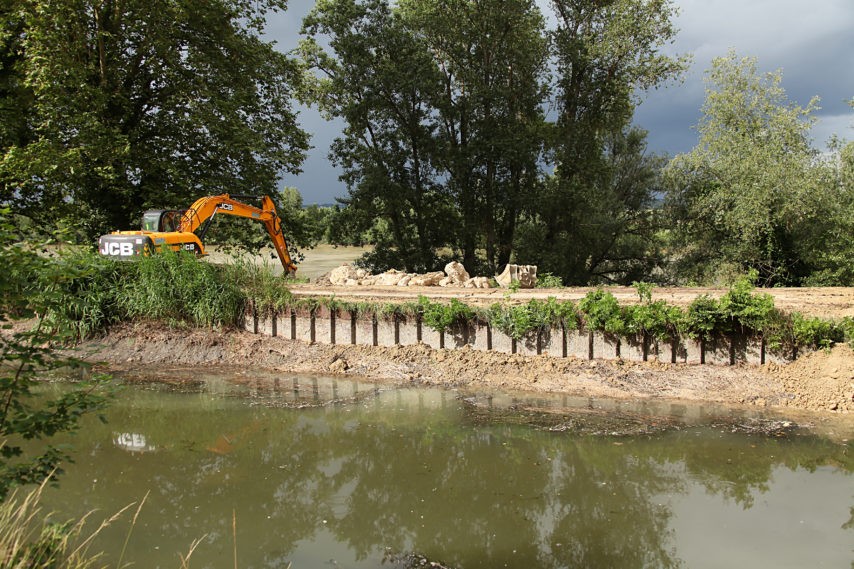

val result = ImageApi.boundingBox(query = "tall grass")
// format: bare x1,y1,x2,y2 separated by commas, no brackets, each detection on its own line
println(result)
0,481,131,569
0,482,206,569
118,250,245,328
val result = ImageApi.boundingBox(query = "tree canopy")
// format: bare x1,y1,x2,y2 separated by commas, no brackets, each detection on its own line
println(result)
0,0,309,239
664,51,846,285
301,0,686,281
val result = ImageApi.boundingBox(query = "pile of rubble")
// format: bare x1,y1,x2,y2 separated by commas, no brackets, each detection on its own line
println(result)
319,261,537,289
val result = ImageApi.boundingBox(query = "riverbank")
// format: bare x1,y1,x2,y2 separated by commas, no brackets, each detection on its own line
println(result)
79,322,854,414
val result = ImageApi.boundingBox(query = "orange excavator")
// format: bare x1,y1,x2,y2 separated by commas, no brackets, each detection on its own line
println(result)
97,194,297,274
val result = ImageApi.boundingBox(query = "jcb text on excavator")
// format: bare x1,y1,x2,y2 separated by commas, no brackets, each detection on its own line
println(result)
98,194,297,274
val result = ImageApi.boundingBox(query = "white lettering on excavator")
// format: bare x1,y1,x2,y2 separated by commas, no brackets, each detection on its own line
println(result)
219,203,234,211
100,242,134,256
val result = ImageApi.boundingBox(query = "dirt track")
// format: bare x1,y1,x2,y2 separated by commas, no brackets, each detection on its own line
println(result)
288,284,854,319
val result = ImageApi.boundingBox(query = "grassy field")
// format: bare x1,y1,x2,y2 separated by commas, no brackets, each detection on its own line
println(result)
205,244,370,280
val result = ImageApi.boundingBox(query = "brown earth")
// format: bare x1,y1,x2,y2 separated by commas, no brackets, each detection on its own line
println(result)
79,321,854,416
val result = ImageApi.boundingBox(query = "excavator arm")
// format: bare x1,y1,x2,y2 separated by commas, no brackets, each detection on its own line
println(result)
178,194,297,275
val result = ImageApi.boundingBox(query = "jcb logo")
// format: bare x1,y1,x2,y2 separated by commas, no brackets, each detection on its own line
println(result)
183,244,195,252
100,242,134,256
219,203,234,211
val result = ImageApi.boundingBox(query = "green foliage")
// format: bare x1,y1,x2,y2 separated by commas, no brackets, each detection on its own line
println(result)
790,313,843,351
302,0,684,280
717,272,776,334
117,250,244,328
578,289,626,335
683,295,723,341
1,0,308,240
664,51,837,285
0,210,110,499
536,273,563,288
488,298,577,340
231,258,294,314
417,297,474,334
625,301,684,341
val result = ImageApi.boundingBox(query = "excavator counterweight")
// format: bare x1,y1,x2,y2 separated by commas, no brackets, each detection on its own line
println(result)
98,193,297,275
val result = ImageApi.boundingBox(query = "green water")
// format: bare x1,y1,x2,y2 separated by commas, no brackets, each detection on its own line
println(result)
39,371,853,569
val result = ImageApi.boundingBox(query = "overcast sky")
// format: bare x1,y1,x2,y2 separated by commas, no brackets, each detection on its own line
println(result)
266,0,854,205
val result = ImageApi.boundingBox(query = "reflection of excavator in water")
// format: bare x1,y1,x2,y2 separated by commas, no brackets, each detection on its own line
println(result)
98,194,297,274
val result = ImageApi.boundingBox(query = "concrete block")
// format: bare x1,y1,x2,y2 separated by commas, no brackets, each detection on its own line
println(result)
397,317,420,346
491,329,514,354
471,322,492,351
567,329,590,359
376,317,397,346
704,336,731,365
355,316,375,346
541,327,564,358
620,335,645,362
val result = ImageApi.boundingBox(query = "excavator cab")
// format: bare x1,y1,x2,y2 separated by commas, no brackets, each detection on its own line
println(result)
141,210,185,232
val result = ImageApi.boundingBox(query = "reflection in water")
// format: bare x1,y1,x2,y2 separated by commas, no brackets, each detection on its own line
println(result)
113,432,156,453
41,376,853,569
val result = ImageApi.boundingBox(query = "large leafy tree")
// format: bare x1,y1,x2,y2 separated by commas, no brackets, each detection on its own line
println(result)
517,127,666,284
530,0,686,284
301,0,449,272
664,52,834,285
0,0,309,240
301,0,547,274
402,0,548,273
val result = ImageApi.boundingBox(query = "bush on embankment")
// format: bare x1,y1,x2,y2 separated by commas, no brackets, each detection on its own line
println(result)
22,247,854,355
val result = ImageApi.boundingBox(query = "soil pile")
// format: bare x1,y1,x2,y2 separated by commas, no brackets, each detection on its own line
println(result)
765,345,854,412
78,322,852,414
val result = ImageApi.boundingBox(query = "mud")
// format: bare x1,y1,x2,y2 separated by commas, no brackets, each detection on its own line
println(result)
78,321,854,415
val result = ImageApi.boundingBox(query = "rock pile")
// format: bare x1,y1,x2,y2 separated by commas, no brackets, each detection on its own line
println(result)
325,261,493,288
321,261,539,289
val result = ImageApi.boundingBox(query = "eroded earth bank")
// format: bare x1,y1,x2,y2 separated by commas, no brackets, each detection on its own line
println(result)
80,322,854,416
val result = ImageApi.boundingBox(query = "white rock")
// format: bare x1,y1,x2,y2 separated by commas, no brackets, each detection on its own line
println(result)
495,264,538,288
464,276,492,289
329,264,362,286
438,277,453,287
409,271,445,286
444,261,470,284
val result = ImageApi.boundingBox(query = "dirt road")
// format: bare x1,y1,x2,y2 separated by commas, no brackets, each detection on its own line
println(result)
290,284,854,319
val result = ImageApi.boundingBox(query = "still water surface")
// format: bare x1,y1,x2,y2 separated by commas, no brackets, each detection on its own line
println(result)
42,372,853,569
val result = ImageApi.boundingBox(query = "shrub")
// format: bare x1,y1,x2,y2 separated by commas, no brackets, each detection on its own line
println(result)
578,289,626,335
418,297,474,333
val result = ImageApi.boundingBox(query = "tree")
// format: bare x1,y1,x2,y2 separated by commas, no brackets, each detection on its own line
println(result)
516,127,667,284
534,0,686,285
0,0,309,241
301,0,548,274
401,0,548,274
664,52,833,285
301,0,450,272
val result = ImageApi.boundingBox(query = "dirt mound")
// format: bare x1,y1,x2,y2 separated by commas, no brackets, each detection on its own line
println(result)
70,322,850,415
765,345,854,412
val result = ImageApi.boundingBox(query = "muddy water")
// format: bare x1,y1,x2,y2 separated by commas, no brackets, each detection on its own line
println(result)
41,372,853,569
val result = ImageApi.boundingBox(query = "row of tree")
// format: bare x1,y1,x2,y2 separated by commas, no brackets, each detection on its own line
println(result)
299,0,686,282
1,0,852,286
301,0,853,286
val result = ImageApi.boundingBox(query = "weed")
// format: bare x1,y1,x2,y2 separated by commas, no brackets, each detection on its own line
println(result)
536,273,563,288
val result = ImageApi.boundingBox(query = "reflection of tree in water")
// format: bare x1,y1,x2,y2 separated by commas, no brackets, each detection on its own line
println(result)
44,386,854,568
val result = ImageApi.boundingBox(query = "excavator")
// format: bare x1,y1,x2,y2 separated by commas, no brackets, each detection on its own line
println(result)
97,194,297,275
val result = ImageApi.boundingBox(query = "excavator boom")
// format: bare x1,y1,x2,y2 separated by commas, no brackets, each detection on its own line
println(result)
98,193,297,275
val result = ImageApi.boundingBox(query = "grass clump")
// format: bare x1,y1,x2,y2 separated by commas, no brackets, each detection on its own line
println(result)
118,249,244,328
